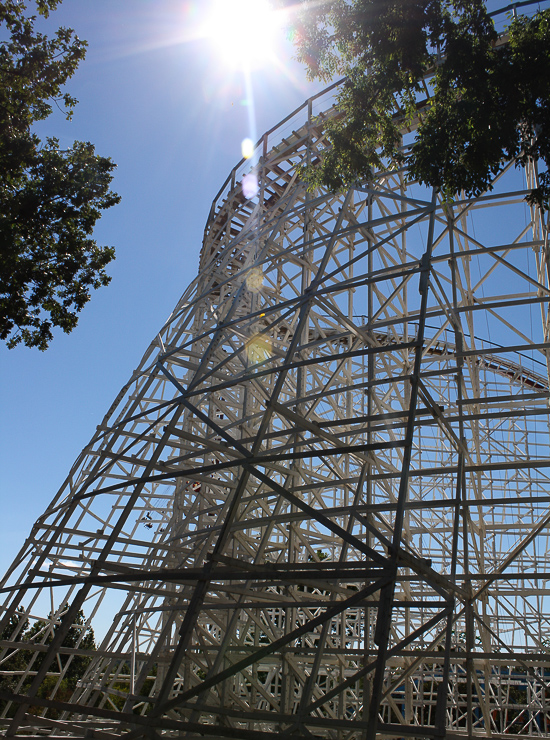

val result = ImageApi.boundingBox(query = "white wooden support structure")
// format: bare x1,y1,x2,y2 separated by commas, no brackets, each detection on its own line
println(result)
2,16,550,737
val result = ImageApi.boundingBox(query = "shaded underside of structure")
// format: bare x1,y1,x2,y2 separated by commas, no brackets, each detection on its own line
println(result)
2,65,550,740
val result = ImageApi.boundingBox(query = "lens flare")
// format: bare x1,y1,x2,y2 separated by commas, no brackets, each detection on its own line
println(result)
246,266,263,292
242,137,254,159
242,172,259,199
247,335,271,365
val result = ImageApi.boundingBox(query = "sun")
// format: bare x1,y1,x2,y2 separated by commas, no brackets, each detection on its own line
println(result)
207,0,283,68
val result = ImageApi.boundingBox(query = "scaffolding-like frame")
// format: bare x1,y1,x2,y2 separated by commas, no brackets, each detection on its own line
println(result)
2,13,550,738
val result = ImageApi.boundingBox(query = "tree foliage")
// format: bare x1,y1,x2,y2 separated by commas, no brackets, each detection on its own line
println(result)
290,0,550,207
0,0,120,350
0,608,96,718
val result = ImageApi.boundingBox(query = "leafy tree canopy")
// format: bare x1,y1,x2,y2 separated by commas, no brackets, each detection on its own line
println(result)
0,608,96,718
289,0,550,208
0,0,120,350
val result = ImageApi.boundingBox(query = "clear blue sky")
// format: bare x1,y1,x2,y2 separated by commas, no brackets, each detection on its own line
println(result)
0,0,322,575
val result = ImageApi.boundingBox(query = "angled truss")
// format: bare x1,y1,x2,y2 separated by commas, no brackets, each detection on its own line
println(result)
2,63,550,740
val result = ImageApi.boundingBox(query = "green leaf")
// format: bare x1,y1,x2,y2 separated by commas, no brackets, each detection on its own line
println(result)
0,1,119,350
292,0,550,210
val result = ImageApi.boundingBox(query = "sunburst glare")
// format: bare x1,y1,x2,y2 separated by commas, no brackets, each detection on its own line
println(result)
207,0,283,68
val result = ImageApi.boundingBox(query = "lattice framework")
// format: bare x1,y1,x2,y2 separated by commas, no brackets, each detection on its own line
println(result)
2,39,550,740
